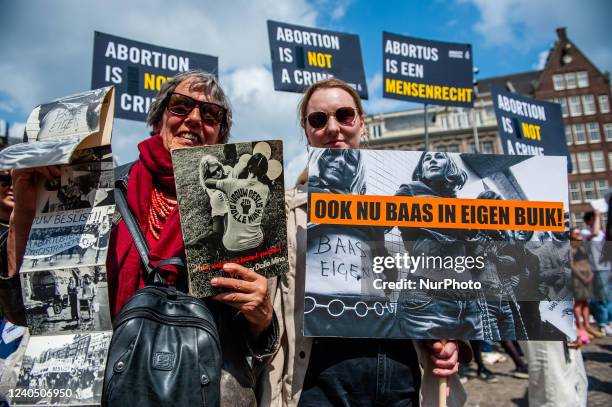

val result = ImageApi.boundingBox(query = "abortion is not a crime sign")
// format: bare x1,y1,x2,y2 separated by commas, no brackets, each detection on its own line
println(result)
267,20,368,99
91,31,218,121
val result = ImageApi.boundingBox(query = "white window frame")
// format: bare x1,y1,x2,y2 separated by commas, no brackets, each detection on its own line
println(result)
577,71,589,88
587,122,601,143
591,151,605,172
582,180,596,201
596,179,609,198
577,151,591,173
569,96,582,117
582,95,596,115
565,126,573,145
573,123,586,144
565,72,577,89
569,182,581,203
604,123,612,141
599,95,610,114
571,154,578,174
553,74,565,91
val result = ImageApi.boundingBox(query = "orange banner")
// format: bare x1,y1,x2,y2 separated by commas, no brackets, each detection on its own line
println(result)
309,193,565,232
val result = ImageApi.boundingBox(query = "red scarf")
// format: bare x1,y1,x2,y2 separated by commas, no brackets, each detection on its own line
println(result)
107,134,185,317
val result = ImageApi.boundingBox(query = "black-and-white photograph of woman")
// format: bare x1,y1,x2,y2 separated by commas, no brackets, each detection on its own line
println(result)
21,266,111,335
394,151,483,339
304,148,398,337
172,140,288,297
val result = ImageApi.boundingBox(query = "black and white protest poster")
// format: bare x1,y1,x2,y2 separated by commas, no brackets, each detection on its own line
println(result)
172,140,288,298
3,89,116,407
21,267,111,336
11,333,111,406
305,148,574,340
382,32,473,107
91,31,218,121
0,87,114,170
491,85,572,172
21,147,115,272
267,20,368,99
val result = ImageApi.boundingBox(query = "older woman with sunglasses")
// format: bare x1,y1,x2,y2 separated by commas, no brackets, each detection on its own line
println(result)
259,78,468,407
6,70,277,406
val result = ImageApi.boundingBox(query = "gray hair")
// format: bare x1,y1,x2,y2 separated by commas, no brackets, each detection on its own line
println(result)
146,69,232,143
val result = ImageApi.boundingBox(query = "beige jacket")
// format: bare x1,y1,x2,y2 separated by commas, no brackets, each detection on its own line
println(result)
258,185,467,407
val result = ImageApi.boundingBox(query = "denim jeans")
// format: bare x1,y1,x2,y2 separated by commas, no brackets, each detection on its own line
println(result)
397,290,483,340
487,297,516,340
299,338,420,407
590,269,612,326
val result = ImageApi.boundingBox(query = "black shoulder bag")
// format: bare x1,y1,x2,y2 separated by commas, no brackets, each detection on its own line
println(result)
102,181,222,407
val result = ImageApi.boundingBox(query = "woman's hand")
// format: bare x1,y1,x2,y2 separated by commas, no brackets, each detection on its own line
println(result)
8,166,61,277
425,340,459,377
210,263,273,338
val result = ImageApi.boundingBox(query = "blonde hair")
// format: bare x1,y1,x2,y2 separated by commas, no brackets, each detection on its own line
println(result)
298,78,365,129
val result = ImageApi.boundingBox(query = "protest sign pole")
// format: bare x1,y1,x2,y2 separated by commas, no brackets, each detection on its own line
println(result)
438,339,447,407
471,68,480,153
424,104,429,151
471,102,480,153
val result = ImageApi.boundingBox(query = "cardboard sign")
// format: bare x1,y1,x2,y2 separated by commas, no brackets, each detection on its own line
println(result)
383,32,473,107
305,148,573,341
267,20,368,99
91,31,218,121
492,85,572,172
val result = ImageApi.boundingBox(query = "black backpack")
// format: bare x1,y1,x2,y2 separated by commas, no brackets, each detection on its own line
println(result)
102,179,222,407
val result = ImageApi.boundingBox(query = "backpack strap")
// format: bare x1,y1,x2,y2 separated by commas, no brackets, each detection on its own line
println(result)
114,178,185,286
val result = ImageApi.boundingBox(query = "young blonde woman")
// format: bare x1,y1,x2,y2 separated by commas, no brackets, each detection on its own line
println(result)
259,78,469,407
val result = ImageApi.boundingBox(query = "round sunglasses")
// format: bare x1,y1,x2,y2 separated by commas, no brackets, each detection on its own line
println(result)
306,107,358,129
167,93,226,126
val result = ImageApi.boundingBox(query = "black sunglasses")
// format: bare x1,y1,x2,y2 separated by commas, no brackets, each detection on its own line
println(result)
306,107,358,129
167,93,226,126
0,174,11,187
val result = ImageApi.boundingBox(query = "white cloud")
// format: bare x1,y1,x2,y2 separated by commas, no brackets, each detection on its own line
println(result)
0,0,321,172
533,49,550,70
465,0,612,72
8,122,25,140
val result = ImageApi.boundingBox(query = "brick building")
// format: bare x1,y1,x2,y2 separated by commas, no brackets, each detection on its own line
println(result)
365,28,611,227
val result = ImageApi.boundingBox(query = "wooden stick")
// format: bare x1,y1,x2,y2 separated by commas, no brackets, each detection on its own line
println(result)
438,339,448,407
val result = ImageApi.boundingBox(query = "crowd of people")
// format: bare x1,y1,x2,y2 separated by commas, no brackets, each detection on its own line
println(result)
0,70,610,406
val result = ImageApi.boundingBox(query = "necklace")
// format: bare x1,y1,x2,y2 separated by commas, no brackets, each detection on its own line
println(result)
147,186,177,240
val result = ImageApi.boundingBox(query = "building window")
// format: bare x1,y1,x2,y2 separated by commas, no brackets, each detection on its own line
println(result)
449,114,458,129
438,116,448,130
605,123,612,141
573,124,586,144
565,126,573,145
555,97,568,117
582,181,596,200
565,72,577,89
481,141,494,154
553,74,565,90
582,95,596,115
446,144,460,153
459,112,469,128
599,95,610,114
571,154,578,174
577,71,589,88
370,124,381,139
568,96,582,116
577,152,591,173
597,179,609,198
569,182,581,203
587,122,601,142
591,151,605,172
469,142,477,153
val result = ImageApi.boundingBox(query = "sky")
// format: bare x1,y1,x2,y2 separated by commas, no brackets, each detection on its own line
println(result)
1,0,611,185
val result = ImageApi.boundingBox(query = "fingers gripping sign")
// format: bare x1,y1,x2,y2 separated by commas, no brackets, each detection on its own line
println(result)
210,263,273,337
